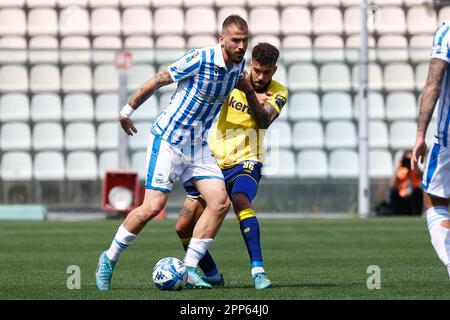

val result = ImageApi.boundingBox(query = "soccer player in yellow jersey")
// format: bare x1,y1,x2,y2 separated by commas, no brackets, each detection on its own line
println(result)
175,42,288,289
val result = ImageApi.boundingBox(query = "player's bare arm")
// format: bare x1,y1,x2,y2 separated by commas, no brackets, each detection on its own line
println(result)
412,58,448,170
119,71,174,136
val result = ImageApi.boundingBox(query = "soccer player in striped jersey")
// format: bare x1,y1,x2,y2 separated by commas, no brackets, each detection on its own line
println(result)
412,21,450,276
175,43,288,289
95,15,249,291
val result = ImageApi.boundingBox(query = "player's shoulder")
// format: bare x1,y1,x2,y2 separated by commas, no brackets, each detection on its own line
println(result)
434,21,450,41
269,79,288,97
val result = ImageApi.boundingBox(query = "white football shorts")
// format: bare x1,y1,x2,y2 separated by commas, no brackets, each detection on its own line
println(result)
144,132,224,192
423,143,450,199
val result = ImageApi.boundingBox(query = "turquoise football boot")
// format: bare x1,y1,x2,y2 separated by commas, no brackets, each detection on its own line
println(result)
185,267,212,289
95,251,116,291
202,273,225,287
252,272,272,290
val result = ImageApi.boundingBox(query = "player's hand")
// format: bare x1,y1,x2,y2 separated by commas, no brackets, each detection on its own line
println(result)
256,90,273,105
236,69,252,93
119,113,138,136
411,136,427,172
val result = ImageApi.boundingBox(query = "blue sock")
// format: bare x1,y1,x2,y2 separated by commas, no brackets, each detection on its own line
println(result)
239,215,263,268
181,238,218,277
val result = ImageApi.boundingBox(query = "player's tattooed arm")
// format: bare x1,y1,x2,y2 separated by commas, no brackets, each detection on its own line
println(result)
417,58,448,138
245,91,279,129
128,71,174,109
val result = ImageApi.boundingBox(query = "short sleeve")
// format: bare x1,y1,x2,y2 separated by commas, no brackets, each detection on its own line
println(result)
167,49,203,82
431,23,450,62
267,85,288,114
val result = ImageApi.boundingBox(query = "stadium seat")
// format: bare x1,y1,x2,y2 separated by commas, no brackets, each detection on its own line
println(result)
341,0,360,5
95,93,119,121
288,63,318,91
314,35,344,63
59,6,89,36
215,0,246,6
1,151,32,181
288,92,320,120
63,93,94,121
409,34,433,63
217,7,248,31
0,0,25,7
292,121,324,149
407,6,437,34
415,62,428,91
249,7,280,35
34,151,65,180
129,121,152,150
185,7,217,35
344,6,370,35
369,120,389,148
131,150,147,180
30,93,62,121
124,36,154,62
280,6,311,35
384,63,415,91
132,96,159,121
0,93,29,122
377,35,409,63
97,121,119,150
325,120,357,149
184,0,214,6
345,35,376,63
94,64,118,92
266,120,291,149
0,122,31,151
390,120,417,150
247,0,280,5
92,36,122,64
272,64,287,87
27,8,58,36
386,92,417,120
311,0,339,5
374,7,406,34
154,35,185,64
30,64,60,92
0,65,28,92
352,63,383,91
296,149,328,178
154,7,184,36
32,122,64,150
369,149,393,179
152,0,182,6
320,63,351,91
0,9,26,35
262,149,296,178
28,36,59,63
89,0,119,7
282,35,312,62
60,36,91,63
251,35,281,49
372,0,402,4
439,7,450,23
321,92,353,120
66,151,98,180
122,7,152,36
187,35,217,49
128,64,156,91
312,7,343,35
61,64,92,92
353,92,385,120
98,150,118,179
26,0,56,5
91,7,121,36
58,0,88,6
0,36,27,63
64,122,96,150
329,149,359,179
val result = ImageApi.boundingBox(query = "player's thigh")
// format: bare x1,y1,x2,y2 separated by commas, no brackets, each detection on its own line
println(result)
423,143,450,201
227,161,263,210
193,178,229,211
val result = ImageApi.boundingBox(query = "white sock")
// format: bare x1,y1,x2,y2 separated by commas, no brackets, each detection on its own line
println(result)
427,206,450,267
105,224,137,262
184,238,213,268
251,267,265,276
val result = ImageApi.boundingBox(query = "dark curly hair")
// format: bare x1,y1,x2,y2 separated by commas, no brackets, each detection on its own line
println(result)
252,42,279,66
221,15,248,33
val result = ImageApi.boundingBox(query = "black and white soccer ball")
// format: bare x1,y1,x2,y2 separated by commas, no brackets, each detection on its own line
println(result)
152,257,188,291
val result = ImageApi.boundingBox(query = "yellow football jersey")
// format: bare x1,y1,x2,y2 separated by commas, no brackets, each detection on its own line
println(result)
209,79,288,169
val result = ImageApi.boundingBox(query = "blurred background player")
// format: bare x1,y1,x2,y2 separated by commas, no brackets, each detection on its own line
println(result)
175,42,288,289
412,21,450,276
95,15,249,291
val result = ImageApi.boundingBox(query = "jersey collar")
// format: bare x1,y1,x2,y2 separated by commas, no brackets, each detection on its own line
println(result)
213,43,227,69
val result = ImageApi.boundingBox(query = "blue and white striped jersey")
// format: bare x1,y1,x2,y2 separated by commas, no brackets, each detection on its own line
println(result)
431,21,450,146
151,43,245,147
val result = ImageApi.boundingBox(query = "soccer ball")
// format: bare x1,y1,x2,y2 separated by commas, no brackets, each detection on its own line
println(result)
152,257,188,291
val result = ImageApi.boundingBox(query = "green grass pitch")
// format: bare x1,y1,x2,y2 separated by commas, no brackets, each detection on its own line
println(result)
1,217,449,300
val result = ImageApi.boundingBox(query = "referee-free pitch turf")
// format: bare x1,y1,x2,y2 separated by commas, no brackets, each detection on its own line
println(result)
1,217,449,300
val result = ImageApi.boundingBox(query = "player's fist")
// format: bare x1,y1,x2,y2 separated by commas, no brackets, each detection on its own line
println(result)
411,137,427,172
236,69,252,93
119,113,138,136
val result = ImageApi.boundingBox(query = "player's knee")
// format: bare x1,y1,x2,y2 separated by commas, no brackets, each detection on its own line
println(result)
138,201,166,221
211,196,231,217
441,220,450,229
175,221,191,238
